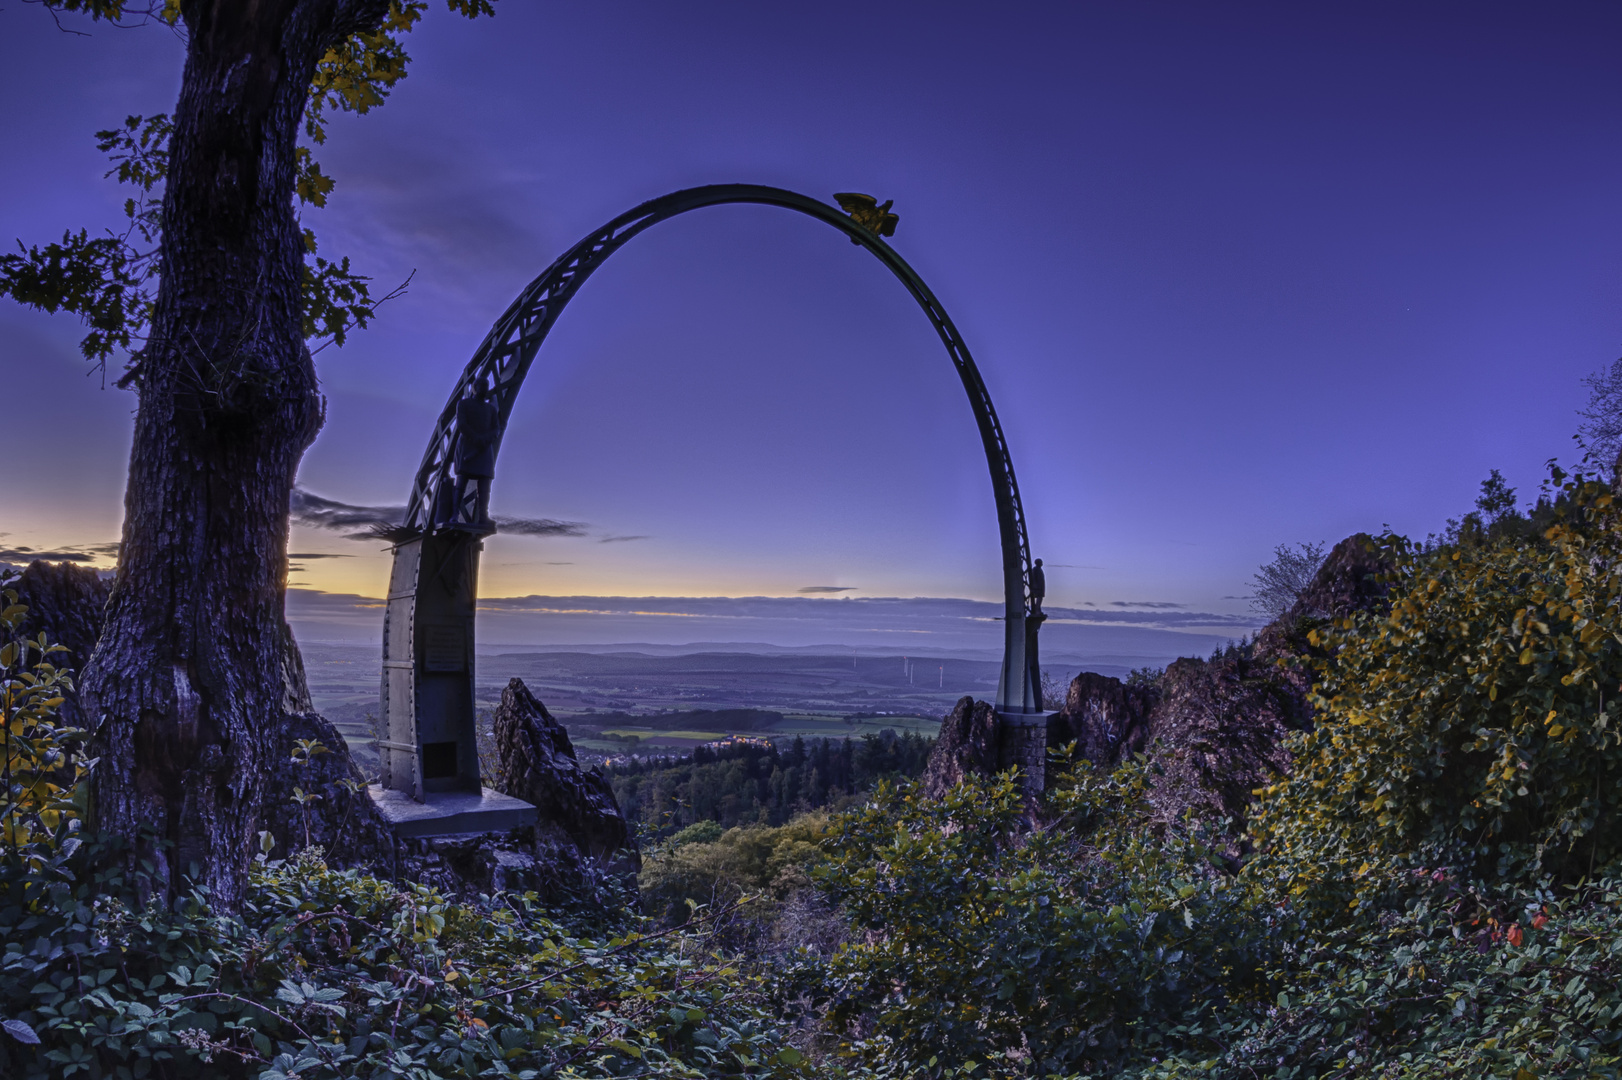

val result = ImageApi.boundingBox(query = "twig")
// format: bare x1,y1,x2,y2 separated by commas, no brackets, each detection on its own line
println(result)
159,992,340,1067
309,269,416,356
264,907,387,953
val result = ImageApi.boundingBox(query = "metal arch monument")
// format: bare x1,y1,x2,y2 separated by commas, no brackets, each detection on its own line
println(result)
373,184,1050,829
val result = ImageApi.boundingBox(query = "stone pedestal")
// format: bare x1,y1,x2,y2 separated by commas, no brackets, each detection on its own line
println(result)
367,785,538,839
997,711,1054,795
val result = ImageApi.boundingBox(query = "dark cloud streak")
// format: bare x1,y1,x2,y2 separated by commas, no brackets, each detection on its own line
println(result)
0,542,120,565
290,487,588,541
495,517,588,538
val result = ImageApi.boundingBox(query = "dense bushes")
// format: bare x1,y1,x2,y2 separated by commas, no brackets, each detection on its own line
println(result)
0,586,89,914
2,845,818,1080
790,471,1622,1078
1253,474,1622,910
639,815,833,934
810,762,1270,1077
1137,874,1622,1078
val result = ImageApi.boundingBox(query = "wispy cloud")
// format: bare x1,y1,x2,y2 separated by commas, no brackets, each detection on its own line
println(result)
288,552,355,560
291,487,588,541
290,489,406,538
799,586,857,593
497,518,589,538
599,535,651,544
0,542,120,565
1110,601,1185,609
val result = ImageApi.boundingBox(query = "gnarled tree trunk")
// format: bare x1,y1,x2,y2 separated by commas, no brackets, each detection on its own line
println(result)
82,0,389,907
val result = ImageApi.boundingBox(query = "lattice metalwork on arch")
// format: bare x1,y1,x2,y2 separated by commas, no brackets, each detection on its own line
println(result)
377,184,1048,812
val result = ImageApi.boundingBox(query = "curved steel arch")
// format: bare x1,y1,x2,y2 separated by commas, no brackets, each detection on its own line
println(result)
379,185,1044,802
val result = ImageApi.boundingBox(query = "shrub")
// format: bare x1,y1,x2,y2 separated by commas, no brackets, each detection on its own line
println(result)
0,587,90,913
1250,474,1622,912
639,814,830,930
1,845,812,1079
1137,875,1622,1079
809,762,1272,1077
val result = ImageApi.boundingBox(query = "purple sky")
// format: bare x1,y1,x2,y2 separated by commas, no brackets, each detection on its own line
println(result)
2,2,1619,657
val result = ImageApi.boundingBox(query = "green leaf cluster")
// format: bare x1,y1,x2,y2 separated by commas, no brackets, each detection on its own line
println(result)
806,761,1272,1077
1251,473,1622,909
0,842,814,1079
0,588,91,913
639,814,831,931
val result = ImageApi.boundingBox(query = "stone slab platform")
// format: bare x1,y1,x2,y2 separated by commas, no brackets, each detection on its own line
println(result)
368,785,537,838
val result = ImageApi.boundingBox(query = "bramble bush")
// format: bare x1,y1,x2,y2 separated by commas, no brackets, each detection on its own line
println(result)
2,840,819,1079
806,760,1274,1078
1136,873,1622,1079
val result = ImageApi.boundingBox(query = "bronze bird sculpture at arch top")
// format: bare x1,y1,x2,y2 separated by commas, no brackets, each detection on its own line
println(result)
834,192,899,242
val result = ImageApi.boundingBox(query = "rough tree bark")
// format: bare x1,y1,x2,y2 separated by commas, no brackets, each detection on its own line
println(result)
81,0,391,906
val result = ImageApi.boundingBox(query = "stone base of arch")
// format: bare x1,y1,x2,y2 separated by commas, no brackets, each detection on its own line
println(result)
996,712,1055,795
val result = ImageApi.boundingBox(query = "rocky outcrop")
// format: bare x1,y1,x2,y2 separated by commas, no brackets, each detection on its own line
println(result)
258,618,392,863
921,697,1001,799
1254,532,1389,667
1132,654,1295,827
260,710,391,863
1047,672,1156,767
922,534,1397,834
494,678,637,863
8,560,111,672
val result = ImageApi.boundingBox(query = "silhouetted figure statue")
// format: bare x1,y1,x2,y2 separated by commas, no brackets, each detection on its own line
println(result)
453,382,500,532
1029,558,1046,617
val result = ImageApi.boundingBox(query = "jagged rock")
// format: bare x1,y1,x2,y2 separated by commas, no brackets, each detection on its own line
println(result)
921,696,1001,800
923,534,1398,837
1047,672,1156,767
1254,532,1390,672
494,678,634,860
492,678,640,892
259,623,391,864
1135,654,1295,828
279,620,315,715
8,560,110,670
386,831,634,913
